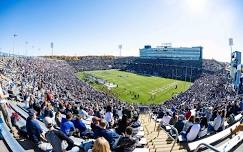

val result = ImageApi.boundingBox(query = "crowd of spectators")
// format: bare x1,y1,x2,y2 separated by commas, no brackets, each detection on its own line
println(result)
68,57,203,81
0,55,241,151
150,61,243,142
0,57,142,152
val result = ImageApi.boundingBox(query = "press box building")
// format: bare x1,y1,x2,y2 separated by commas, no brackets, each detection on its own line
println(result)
139,45,203,61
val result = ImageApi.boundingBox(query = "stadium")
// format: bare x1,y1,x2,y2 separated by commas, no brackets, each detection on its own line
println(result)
1,1,243,152
0,43,242,152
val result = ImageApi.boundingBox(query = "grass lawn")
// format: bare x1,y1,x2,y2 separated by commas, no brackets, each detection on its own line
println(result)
77,69,191,105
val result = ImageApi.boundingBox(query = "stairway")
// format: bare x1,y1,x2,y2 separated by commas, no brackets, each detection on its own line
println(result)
140,114,187,152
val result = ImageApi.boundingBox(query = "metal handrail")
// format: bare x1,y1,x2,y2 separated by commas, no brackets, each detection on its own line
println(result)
194,143,221,152
157,119,179,152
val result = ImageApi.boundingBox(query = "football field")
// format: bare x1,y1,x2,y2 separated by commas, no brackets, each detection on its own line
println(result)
77,69,191,105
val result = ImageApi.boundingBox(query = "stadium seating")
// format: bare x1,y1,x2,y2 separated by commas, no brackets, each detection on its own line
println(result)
187,120,241,151
0,56,241,152
8,100,149,152
0,115,25,152
150,112,243,152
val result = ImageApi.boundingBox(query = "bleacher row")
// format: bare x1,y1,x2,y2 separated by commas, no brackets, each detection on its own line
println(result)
151,111,243,152
0,100,150,152
1,101,243,152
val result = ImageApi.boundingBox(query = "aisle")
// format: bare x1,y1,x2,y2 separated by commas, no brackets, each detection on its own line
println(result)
140,114,187,152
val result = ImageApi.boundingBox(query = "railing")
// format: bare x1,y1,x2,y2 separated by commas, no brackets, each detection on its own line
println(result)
194,143,221,152
157,119,179,152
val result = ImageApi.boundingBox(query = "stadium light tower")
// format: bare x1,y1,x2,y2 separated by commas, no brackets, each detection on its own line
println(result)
12,34,18,56
51,42,54,56
118,44,122,57
25,41,28,56
229,38,233,61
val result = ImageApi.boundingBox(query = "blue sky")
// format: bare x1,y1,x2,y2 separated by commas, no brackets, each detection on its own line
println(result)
0,0,242,61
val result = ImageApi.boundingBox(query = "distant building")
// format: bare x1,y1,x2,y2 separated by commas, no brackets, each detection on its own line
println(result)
139,45,203,61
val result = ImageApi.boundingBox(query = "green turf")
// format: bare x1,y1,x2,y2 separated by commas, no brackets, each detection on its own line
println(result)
77,69,192,105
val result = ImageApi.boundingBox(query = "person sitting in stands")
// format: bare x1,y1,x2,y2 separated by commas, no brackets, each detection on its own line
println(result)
231,115,243,135
198,116,208,138
184,108,191,120
130,115,141,128
208,110,222,132
186,117,201,141
169,112,178,125
44,103,54,118
219,109,226,131
161,112,171,126
157,109,164,119
94,119,119,148
0,79,12,130
64,104,73,114
179,115,194,141
54,111,62,128
26,109,52,151
44,117,79,152
115,127,138,152
88,137,111,152
60,112,75,136
72,114,92,137
174,115,185,133
115,114,130,135
104,105,114,128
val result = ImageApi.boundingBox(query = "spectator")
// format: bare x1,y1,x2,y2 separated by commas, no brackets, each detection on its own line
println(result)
184,108,191,120
94,119,119,148
115,127,138,152
116,114,129,135
104,105,113,128
60,112,75,136
186,117,201,141
169,112,178,125
88,137,111,152
44,103,54,118
182,116,194,132
0,80,12,130
54,111,62,128
231,117,243,135
26,109,52,151
44,117,79,152
72,114,91,137
174,115,185,133
130,115,141,128
208,111,222,132
198,117,208,138
161,112,172,126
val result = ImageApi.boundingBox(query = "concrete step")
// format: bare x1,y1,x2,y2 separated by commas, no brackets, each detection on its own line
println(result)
155,146,183,152
153,144,182,149
151,140,174,145
140,114,187,152
155,149,187,152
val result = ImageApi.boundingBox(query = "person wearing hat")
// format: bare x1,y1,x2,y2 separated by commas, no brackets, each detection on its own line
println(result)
44,117,79,152
26,109,52,151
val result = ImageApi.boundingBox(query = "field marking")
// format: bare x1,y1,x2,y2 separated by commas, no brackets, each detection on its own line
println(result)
81,70,191,104
149,82,178,95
